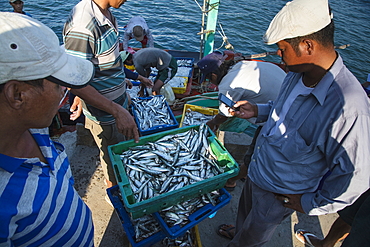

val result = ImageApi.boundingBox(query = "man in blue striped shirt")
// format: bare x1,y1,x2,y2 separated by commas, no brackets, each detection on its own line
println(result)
0,13,95,246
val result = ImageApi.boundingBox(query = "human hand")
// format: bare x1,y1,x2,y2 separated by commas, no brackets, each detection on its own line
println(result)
230,101,258,119
126,79,133,89
138,75,153,88
112,105,140,143
274,193,304,213
69,96,83,121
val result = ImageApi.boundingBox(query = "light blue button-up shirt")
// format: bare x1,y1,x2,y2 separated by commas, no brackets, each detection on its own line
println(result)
249,55,370,215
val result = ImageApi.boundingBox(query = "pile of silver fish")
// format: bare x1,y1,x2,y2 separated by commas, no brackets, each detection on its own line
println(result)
168,76,187,88
160,190,221,228
120,123,224,203
175,67,192,77
161,229,196,247
126,84,141,98
177,59,193,67
131,190,222,244
131,214,161,243
131,96,175,131
182,109,215,127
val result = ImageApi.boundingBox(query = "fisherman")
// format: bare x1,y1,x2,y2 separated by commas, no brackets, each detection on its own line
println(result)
133,47,178,95
218,0,370,246
9,0,31,17
0,12,94,246
69,51,153,122
197,51,285,133
63,0,140,203
122,16,154,51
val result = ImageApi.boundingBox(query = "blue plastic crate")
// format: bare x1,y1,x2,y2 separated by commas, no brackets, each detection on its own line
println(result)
131,95,179,136
131,81,141,86
107,186,167,247
153,188,231,238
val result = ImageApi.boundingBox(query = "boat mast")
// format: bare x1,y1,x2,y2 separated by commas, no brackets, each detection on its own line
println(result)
199,0,220,59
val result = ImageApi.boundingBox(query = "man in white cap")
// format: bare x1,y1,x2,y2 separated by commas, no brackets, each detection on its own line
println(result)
218,0,370,246
0,12,94,246
122,16,154,51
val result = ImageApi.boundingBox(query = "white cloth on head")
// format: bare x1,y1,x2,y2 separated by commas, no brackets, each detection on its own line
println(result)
218,60,286,124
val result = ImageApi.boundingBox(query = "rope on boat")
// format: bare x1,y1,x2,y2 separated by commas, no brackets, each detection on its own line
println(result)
194,0,234,52
193,0,203,13
215,21,234,51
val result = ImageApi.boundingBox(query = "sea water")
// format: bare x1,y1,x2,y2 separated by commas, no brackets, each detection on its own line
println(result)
1,0,369,82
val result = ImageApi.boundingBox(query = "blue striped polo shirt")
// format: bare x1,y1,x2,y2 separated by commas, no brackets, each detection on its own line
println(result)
63,0,127,125
0,128,94,246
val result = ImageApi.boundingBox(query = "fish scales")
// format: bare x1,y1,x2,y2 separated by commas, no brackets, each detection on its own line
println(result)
119,124,223,203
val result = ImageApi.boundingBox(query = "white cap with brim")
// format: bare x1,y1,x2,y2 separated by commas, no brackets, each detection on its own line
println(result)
263,0,332,45
0,12,94,88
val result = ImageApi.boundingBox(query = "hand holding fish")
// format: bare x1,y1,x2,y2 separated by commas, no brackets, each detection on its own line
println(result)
138,75,153,88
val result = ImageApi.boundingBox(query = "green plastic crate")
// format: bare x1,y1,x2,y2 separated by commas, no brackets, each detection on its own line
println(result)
186,98,219,109
108,125,239,219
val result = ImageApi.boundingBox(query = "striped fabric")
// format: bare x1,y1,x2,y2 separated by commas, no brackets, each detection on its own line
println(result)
63,0,127,125
0,128,94,247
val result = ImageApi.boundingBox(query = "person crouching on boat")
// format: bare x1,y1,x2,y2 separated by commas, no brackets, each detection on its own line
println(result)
122,16,154,51
133,48,178,96
197,51,286,133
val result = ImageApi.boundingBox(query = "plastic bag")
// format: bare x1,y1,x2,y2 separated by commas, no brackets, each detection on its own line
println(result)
160,83,175,105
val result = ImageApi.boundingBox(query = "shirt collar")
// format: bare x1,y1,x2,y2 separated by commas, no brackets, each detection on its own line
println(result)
0,128,55,173
310,54,343,106
90,0,116,28
0,153,27,173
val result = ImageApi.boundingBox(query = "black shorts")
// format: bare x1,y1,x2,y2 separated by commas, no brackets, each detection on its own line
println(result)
340,188,370,247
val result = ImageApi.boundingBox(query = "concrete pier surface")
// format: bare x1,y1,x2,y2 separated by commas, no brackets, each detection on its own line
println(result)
56,126,342,247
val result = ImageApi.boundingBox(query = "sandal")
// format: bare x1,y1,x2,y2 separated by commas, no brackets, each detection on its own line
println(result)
295,229,317,247
217,224,235,239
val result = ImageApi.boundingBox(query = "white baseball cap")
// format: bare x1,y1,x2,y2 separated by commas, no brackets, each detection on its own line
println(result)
0,12,94,88
263,0,332,45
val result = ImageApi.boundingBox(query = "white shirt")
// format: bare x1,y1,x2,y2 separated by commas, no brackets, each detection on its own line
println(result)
218,60,286,124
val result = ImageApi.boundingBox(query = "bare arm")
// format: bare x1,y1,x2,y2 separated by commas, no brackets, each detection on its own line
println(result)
70,85,139,142
137,75,153,88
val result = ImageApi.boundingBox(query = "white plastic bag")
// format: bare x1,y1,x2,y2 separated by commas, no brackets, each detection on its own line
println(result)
160,83,175,105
